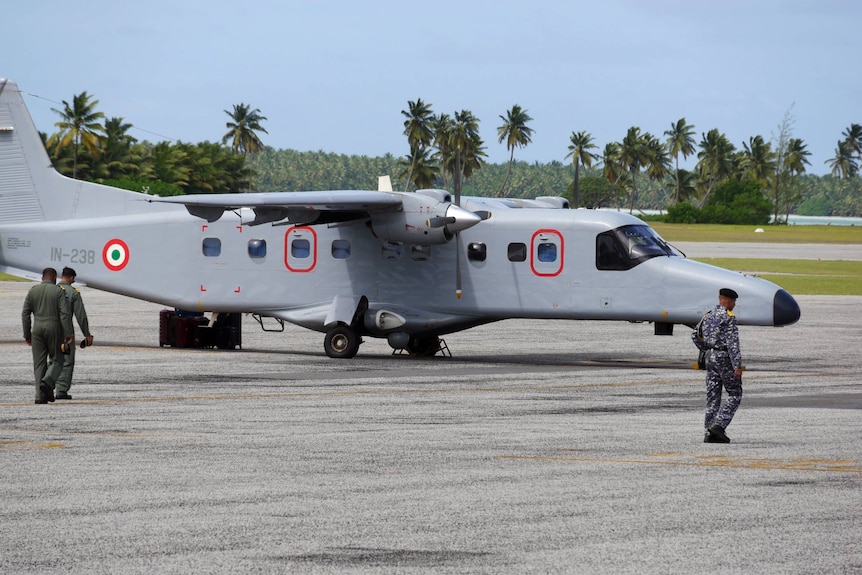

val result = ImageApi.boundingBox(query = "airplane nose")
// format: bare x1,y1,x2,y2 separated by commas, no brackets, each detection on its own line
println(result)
773,289,801,326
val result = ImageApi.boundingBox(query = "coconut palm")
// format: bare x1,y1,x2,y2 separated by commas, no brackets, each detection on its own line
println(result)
664,118,696,203
564,131,598,208
398,145,438,189
618,127,652,213
741,135,776,183
695,129,737,207
842,123,862,160
431,113,454,188
401,98,435,190
222,103,267,191
780,137,811,221
826,139,858,179
496,104,534,196
48,91,106,179
448,110,486,199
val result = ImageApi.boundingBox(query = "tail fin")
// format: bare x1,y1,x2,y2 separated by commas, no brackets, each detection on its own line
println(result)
0,77,143,225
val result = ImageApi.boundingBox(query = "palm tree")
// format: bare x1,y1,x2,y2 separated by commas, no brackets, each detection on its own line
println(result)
644,134,671,204
222,103,267,191
431,113,454,188
664,118,696,203
48,91,106,179
618,127,652,213
781,138,811,221
97,117,139,180
401,98,435,190
564,131,598,208
842,123,862,160
741,135,776,183
398,146,437,189
695,129,737,207
447,110,486,200
496,104,534,196
826,139,858,179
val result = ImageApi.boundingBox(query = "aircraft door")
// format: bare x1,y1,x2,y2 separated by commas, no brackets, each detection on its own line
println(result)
284,226,317,272
530,229,564,277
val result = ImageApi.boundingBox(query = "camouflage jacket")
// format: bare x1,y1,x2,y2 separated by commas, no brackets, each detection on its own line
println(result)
691,305,742,370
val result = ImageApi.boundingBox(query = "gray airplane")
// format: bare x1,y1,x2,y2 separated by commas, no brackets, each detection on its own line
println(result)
0,78,800,358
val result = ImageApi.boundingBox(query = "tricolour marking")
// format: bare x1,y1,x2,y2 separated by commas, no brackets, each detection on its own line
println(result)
102,239,130,271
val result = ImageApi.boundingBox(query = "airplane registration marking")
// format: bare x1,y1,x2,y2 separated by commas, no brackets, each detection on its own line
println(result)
498,453,862,473
51,247,96,265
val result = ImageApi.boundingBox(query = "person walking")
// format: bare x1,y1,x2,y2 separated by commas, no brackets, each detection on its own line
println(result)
56,267,93,400
692,288,743,443
22,267,74,404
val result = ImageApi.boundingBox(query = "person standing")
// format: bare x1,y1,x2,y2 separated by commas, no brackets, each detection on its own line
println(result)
56,267,94,400
22,267,74,404
692,288,743,443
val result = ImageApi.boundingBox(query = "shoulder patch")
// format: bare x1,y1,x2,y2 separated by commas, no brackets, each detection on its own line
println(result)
726,310,734,317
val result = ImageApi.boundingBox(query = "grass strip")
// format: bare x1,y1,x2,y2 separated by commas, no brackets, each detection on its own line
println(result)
694,258,862,296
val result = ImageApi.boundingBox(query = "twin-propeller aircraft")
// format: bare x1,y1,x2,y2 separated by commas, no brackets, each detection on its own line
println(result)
0,78,800,358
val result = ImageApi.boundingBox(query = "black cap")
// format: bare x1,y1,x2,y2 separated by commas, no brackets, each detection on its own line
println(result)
61,267,77,277
719,288,738,299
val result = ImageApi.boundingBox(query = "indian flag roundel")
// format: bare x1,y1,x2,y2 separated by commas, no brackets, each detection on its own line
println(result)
103,239,130,271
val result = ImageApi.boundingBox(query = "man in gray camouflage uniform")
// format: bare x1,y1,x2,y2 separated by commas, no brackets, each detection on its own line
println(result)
692,288,743,443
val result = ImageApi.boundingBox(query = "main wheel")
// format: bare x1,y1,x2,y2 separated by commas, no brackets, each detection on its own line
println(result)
324,325,360,358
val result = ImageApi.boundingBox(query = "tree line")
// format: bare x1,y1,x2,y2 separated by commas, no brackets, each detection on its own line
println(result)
40,91,862,219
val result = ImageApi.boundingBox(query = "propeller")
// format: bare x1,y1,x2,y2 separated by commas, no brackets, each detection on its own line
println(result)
454,150,463,299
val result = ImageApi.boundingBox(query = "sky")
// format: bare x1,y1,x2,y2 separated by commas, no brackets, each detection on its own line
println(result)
4,0,860,176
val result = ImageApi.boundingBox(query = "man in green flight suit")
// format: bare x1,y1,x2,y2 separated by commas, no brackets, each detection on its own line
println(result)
56,267,94,400
22,267,74,404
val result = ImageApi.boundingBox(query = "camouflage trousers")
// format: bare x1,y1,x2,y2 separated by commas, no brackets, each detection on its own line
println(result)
704,352,743,430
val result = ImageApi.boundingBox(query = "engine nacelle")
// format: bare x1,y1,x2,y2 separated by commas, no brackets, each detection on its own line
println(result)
370,193,481,245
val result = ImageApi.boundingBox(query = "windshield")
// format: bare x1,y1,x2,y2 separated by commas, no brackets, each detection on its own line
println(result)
596,225,674,270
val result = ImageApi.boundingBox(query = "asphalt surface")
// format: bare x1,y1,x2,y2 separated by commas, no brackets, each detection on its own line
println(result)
672,242,862,261
1,276,860,574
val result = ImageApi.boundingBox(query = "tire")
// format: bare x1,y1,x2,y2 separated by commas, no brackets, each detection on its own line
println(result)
324,325,360,359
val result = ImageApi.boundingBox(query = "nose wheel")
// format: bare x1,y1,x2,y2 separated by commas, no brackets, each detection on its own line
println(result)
324,325,361,358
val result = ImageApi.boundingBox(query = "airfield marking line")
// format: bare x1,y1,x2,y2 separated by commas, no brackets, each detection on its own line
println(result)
497,453,862,473
0,440,65,449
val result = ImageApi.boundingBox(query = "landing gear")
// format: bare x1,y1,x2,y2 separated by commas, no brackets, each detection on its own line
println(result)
324,325,361,358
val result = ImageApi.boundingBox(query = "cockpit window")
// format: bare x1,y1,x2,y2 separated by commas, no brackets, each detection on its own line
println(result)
596,225,673,270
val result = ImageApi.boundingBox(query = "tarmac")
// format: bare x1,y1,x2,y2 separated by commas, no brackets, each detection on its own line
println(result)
1,264,860,573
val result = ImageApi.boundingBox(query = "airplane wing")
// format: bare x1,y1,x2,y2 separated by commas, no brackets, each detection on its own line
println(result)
147,190,403,225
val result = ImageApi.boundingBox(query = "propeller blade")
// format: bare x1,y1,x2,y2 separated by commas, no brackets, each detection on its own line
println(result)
455,232,462,299
428,216,456,228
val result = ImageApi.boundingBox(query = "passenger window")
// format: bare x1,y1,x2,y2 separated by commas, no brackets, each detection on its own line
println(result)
248,239,266,258
508,242,527,262
291,239,310,258
202,237,221,257
467,242,487,262
410,245,431,261
537,242,556,263
332,239,351,259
